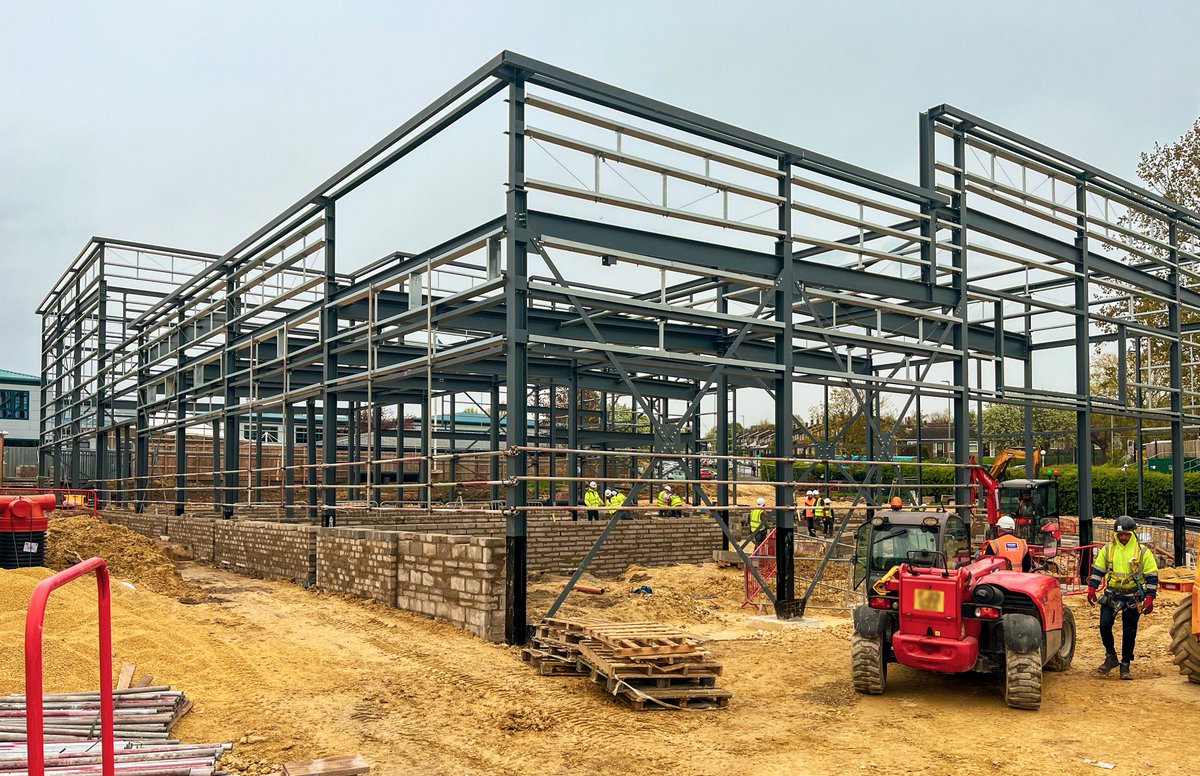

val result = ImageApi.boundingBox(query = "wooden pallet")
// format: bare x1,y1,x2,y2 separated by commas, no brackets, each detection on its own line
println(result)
520,647,588,677
613,684,732,711
525,618,731,711
580,622,702,654
576,638,722,679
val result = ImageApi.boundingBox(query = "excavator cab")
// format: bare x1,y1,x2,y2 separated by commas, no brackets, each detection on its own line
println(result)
996,478,1059,550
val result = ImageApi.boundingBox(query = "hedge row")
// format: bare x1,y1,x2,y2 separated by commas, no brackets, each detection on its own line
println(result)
1049,465,1200,518
759,461,1199,517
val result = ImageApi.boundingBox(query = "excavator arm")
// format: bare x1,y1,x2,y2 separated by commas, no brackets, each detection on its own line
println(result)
988,448,1041,480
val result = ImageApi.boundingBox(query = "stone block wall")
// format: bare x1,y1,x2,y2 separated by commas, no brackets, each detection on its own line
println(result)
317,529,399,606
102,510,169,540
527,515,723,575
167,516,217,562
394,532,506,642
213,520,317,584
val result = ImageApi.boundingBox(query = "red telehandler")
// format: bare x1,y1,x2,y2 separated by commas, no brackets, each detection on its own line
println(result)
851,507,1075,709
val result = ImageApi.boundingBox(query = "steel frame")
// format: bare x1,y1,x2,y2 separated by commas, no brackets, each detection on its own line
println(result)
37,52,1200,644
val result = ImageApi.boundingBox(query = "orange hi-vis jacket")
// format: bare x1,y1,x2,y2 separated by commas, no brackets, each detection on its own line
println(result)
985,534,1029,570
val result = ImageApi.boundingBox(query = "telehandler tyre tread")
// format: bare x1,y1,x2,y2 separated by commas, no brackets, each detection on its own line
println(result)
1047,606,1076,672
1169,596,1200,683
850,633,887,694
1004,648,1042,710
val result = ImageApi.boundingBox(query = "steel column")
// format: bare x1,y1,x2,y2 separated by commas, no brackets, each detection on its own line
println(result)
504,72,530,645
320,198,338,527
774,155,797,618
1074,179,1093,560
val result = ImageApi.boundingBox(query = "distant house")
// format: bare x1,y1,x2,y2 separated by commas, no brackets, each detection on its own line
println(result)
0,368,41,481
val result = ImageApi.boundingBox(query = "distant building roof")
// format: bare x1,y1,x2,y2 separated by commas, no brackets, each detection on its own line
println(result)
435,412,535,428
0,369,39,386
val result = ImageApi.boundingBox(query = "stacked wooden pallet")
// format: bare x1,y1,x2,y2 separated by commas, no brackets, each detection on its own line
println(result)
523,618,731,710
520,617,595,676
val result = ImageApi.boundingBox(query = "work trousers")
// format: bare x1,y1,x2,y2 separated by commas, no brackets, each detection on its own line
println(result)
805,516,816,536
1099,596,1141,663
586,509,599,521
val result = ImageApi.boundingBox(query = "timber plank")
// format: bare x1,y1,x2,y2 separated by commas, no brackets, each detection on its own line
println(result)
116,663,136,691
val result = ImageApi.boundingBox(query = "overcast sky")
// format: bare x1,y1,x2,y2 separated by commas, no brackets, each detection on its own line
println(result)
3,0,1199,423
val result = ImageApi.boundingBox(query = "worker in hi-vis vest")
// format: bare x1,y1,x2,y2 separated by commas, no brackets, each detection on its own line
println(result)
746,497,769,549
1087,515,1159,680
657,485,681,517
583,481,602,521
605,488,626,518
982,515,1032,572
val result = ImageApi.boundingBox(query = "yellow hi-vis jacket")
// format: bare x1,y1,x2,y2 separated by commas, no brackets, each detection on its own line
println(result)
657,491,672,507
1088,536,1159,596
583,488,602,508
749,507,766,531
670,494,683,508
607,492,626,515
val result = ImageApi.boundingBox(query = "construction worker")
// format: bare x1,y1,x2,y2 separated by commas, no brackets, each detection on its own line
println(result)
821,497,834,538
982,515,1031,572
803,490,818,537
583,481,602,521
1086,515,1159,680
656,485,673,516
606,488,627,518
1014,489,1038,540
669,488,684,517
747,496,769,549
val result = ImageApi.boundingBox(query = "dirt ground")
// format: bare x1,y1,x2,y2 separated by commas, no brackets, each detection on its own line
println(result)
2,516,1199,775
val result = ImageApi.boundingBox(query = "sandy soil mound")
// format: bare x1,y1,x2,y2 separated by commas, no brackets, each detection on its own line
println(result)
45,514,196,597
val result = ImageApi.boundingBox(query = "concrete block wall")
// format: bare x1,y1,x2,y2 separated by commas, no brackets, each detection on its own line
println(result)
102,510,169,540
394,532,506,642
167,515,217,562
527,515,724,575
318,529,399,606
213,520,317,585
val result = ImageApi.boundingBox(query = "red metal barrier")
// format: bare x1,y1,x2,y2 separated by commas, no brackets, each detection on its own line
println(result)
24,557,115,776
742,529,778,608
0,486,98,520
1032,543,1101,595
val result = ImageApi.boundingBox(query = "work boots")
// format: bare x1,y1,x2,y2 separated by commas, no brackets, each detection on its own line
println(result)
1119,662,1132,680
1097,653,1119,674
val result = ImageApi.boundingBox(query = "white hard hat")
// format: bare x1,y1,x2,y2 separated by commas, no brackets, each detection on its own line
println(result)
605,489,613,497
809,489,817,496
997,515,1016,531
823,498,831,505
589,481,597,488
663,485,671,492
756,497,766,506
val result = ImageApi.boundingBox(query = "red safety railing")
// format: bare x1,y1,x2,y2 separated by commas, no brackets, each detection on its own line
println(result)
0,486,98,519
24,557,115,776
742,529,778,609
1031,543,1101,595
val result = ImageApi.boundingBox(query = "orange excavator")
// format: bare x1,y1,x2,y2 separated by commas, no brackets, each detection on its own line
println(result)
968,448,1060,548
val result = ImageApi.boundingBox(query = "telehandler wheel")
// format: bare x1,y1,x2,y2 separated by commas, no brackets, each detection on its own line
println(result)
1169,595,1200,684
1047,606,1076,672
850,632,887,694
1004,646,1042,710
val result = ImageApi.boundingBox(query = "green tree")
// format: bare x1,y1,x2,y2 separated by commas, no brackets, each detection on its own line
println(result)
805,388,897,454
1100,115,1200,410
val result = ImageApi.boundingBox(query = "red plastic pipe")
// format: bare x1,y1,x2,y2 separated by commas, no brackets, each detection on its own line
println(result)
24,557,114,776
